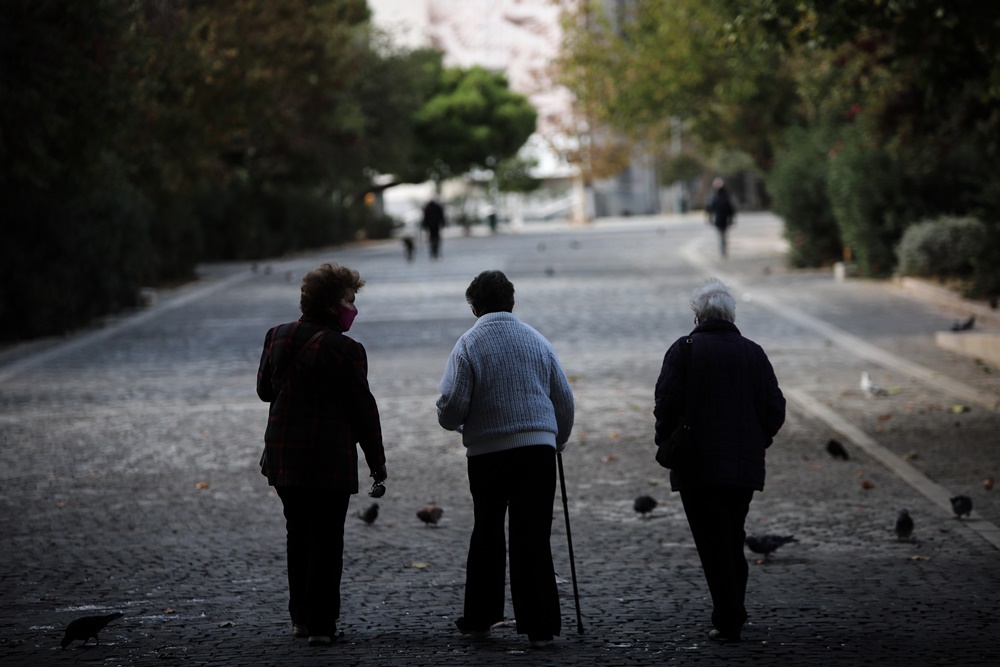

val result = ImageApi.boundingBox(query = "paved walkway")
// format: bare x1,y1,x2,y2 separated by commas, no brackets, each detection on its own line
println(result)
1,213,998,666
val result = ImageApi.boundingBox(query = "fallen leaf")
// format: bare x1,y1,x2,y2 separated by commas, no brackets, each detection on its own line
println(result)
951,404,971,413
164,608,176,614
861,480,875,490
887,386,904,395
985,475,995,491
196,481,210,489
609,431,620,440
601,454,619,463
409,562,429,570
218,621,235,628
902,451,919,461
877,414,892,421
908,555,929,561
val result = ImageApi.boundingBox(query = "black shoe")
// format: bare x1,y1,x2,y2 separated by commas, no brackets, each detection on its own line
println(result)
455,617,490,639
307,630,344,646
708,629,741,643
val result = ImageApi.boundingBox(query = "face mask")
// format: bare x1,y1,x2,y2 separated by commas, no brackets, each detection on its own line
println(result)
338,306,357,332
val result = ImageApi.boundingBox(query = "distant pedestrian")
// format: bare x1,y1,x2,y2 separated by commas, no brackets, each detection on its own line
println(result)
422,197,447,259
437,270,575,650
706,178,736,257
654,279,785,643
257,262,388,647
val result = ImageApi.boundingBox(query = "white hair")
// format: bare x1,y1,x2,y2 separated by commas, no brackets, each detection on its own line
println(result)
691,278,736,323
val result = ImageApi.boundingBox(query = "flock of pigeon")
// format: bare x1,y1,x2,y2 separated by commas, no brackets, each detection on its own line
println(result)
894,495,975,542
356,502,444,527
633,493,799,561
60,351,988,650
60,501,449,648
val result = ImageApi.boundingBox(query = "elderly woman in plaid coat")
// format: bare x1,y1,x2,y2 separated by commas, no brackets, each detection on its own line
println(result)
257,262,387,647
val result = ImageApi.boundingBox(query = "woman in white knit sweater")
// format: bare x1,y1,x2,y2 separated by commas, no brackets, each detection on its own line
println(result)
437,270,574,649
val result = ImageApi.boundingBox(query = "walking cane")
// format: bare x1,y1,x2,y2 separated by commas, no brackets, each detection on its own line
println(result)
557,451,585,634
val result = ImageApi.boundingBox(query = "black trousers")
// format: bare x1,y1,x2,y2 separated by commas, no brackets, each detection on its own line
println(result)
680,486,754,637
276,487,351,635
464,445,561,638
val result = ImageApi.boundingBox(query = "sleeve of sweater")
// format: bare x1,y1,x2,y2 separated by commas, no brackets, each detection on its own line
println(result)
436,337,471,432
549,351,575,448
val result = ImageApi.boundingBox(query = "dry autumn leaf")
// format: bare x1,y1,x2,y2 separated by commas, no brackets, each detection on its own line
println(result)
196,482,210,489
861,480,875,490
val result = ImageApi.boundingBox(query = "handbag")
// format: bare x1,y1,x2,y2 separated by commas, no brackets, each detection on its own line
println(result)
259,328,327,475
655,337,695,469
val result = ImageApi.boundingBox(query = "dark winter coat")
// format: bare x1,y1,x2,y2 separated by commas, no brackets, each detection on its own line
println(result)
257,316,385,491
654,319,785,491
421,200,446,236
706,187,735,230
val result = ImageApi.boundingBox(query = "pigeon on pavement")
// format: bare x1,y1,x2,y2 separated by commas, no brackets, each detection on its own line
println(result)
894,509,914,541
745,534,797,559
61,612,124,648
826,439,849,461
357,503,379,525
417,503,444,526
950,495,973,519
861,371,888,396
633,495,657,518
951,315,975,331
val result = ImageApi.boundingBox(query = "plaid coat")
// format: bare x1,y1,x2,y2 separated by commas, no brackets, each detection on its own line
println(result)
257,316,385,492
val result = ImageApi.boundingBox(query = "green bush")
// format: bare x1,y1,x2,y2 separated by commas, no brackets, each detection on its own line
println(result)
826,128,915,277
195,185,359,260
766,126,842,267
896,216,987,278
0,180,151,340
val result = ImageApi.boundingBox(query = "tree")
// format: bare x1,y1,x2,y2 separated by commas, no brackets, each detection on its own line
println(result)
1,0,153,339
411,65,537,185
558,0,799,174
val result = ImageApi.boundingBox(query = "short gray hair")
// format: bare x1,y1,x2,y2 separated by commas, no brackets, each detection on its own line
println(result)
691,278,736,323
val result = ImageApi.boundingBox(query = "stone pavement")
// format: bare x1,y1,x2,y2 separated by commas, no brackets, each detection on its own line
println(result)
1,213,998,666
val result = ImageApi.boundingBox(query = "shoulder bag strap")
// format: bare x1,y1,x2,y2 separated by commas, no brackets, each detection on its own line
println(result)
272,329,327,394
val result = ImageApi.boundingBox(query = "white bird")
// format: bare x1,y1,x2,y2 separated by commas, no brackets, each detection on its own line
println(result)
861,371,888,396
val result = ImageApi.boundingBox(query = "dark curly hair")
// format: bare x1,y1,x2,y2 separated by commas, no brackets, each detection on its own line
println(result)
465,270,515,315
300,263,365,320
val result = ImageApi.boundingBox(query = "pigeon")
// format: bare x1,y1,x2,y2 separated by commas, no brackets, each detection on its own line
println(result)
357,503,379,525
951,315,975,331
826,438,849,461
60,611,123,648
894,508,914,541
950,495,973,519
861,371,888,396
744,534,797,559
417,503,444,526
633,495,657,518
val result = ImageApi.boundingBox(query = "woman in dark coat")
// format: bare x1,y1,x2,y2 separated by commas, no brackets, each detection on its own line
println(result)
654,278,785,642
706,178,736,257
257,262,387,647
